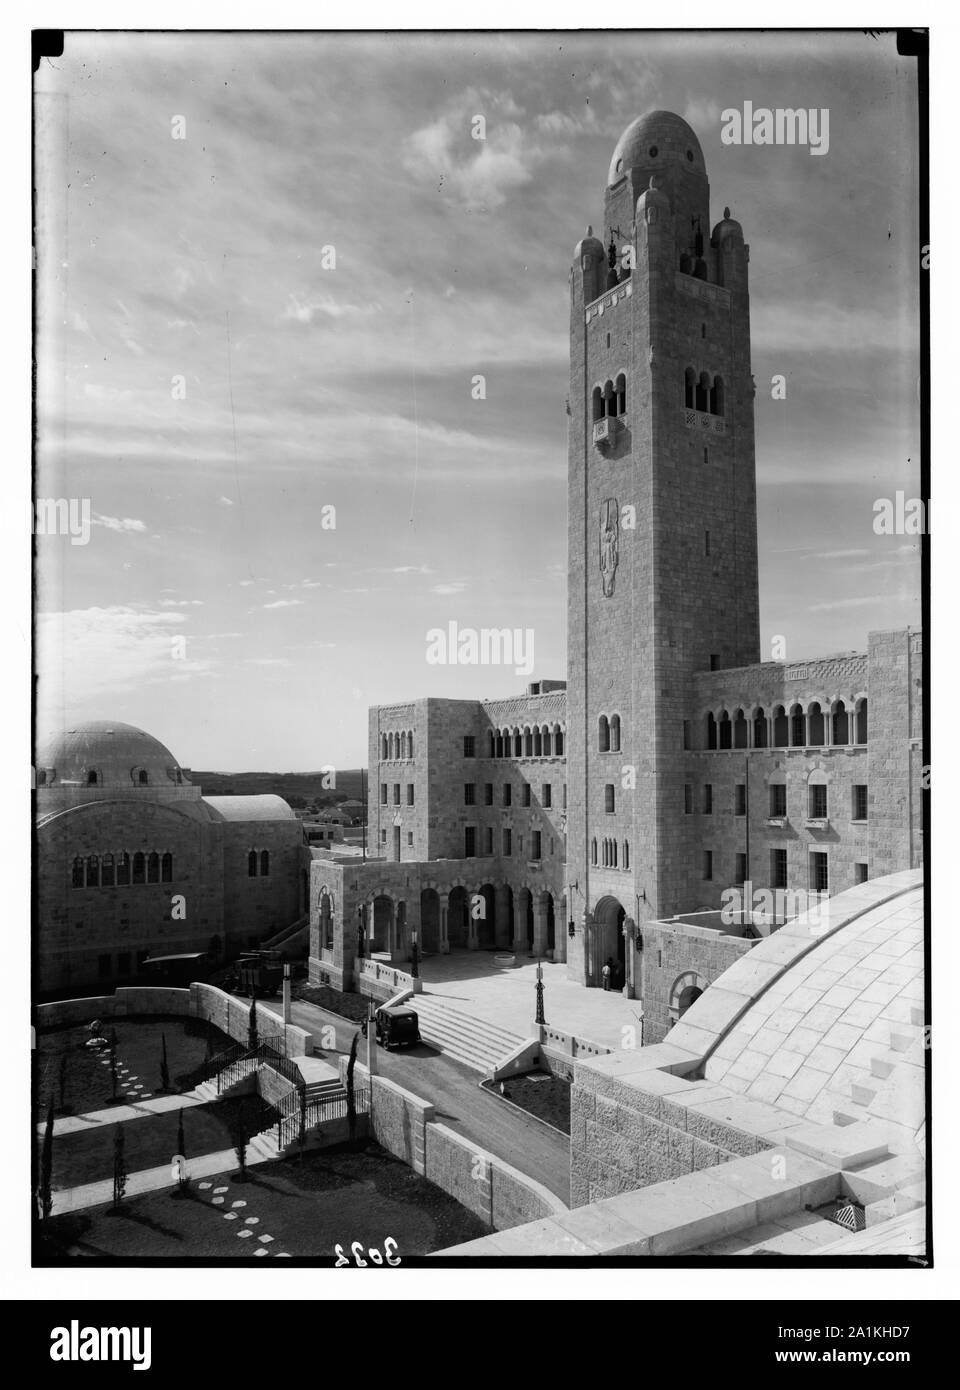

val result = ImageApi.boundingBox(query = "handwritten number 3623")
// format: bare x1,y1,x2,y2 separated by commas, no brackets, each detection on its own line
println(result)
335,1238,400,1267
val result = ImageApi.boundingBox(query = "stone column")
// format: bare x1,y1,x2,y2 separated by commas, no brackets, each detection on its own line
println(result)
386,899,397,960
555,894,568,964
512,895,526,954
494,884,512,949
583,909,595,986
532,893,548,957
438,891,450,954
623,916,637,1000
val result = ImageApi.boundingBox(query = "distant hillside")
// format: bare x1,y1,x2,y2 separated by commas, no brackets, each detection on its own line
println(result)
191,769,367,812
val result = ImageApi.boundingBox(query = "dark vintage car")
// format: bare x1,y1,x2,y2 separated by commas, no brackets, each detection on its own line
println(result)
228,950,284,997
374,1004,421,1049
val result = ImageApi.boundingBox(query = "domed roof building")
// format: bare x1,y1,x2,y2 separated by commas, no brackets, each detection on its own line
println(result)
607,109,705,184
35,719,310,995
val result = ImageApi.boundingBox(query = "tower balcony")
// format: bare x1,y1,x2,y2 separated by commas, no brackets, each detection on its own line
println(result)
683,408,725,435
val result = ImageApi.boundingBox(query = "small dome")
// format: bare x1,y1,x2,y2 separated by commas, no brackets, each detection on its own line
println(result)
574,223,605,260
712,206,744,245
609,110,705,186
637,175,671,215
37,719,187,788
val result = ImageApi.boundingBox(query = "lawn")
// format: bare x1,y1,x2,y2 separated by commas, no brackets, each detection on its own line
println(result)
481,1072,571,1134
293,982,370,1023
36,1140,488,1261
51,1094,276,1188
36,1016,236,1119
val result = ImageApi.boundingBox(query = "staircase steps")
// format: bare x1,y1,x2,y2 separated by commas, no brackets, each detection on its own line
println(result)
412,994,526,1075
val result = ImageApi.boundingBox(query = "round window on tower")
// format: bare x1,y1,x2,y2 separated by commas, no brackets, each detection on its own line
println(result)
615,157,623,174
648,145,658,158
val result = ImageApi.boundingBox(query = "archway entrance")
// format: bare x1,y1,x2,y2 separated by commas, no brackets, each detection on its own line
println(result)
594,896,626,989
477,884,496,949
420,889,440,954
318,890,334,951
447,886,469,950
371,895,392,954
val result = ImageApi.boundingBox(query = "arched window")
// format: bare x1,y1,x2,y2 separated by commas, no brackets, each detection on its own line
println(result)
773,705,789,747
808,702,825,746
495,732,504,758
603,380,616,418
733,708,748,748
86,769,99,785
693,257,708,281
609,714,621,752
684,366,696,409
706,712,717,750
387,733,393,760
790,704,806,747
147,852,160,883
832,700,849,744
710,375,725,416
488,731,496,758
381,735,388,760
592,385,603,421
101,853,115,887
408,730,414,758
542,726,552,757
611,838,618,868
533,727,542,757
117,853,130,886
623,840,630,870
524,726,533,757
604,784,615,814
247,850,258,877
400,731,407,759
132,852,145,885
679,251,692,275
598,715,610,753
72,856,85,888
138,770,149,786
718,710,732,750
591,838,598,867
753,708,768,748
616,373,626,415
554,726,564,756
856,698,868,744
260,850,270,876
85,855,100,887
514,729,523,756
161,852,173,883
696,372,710,412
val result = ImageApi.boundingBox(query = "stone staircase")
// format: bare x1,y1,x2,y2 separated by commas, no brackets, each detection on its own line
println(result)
412,994,527,1075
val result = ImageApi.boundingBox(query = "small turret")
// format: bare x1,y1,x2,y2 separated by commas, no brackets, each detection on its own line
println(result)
573,224,605,304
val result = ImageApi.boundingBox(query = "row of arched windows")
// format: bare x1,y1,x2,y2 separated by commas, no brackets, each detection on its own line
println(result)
591,837,630,869
679,250,709,281
487,724,565,758
592,375,627,421
598,714,622,752
704,698,868,750
381,730,415,761
684,368,724,415
247,850,271,877
72,851,173,888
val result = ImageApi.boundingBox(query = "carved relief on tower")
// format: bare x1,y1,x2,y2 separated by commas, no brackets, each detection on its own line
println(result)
599,498,619,597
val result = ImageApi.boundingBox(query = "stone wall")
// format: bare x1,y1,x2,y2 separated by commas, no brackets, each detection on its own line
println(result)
638,919,757,1043
34,986,193,1028
191,983,312,1057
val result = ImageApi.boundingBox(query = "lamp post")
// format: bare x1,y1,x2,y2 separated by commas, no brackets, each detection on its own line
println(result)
410,928,419,979
535,961,546,1026
356,902,365,960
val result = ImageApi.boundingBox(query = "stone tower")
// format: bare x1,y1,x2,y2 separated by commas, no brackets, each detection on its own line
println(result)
566,111,760,984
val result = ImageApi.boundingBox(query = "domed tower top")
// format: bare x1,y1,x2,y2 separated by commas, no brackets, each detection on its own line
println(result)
36,719,191,790
608,110,705,186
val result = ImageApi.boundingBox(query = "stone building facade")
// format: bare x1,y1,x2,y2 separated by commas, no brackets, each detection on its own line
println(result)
309,110,924,1008
35,721,310,995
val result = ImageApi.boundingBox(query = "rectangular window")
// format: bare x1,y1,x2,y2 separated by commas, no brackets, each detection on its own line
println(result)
484,783,494,806
810,851,829,893
531,831,542,860
855,862,868,884
769,784,787,818
703,850,713,881
464,783,476,806
735,783,746,817
705,530,710,556
543,783,552,808
463,735,475,758
809,784,828,819
393,783,400,805
406,784,415,806
380,783,387,805
684,784,693,815
710,654,720,671
562,784,567,810
771,847,788,890
502,828,512,856
682,720,691,750
464,826,476,858
853,784,868,821
381,829,387,845
483,827,493,856
703,783,713,814
407,831,414,847
735,853,747,886
97,954,112,980
503,783,513,807
521,782,530,807
604,784,615,814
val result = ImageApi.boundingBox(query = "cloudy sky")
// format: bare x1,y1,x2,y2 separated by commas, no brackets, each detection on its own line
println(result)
34,29,921,771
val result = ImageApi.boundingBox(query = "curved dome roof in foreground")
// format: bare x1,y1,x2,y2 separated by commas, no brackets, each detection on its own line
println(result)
36,720,188,789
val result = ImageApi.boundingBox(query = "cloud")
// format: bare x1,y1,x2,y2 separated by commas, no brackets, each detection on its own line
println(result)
281,294,381,325
92,514,147,533
403,93,538,211
217,496,234,507
430,581,467,595
158,598,204,607
254,598,304,610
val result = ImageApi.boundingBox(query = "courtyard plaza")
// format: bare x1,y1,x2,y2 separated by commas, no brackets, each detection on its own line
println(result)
409,949,641,1053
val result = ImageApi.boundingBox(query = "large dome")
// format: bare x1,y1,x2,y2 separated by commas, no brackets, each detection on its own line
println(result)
608,110,705,185
36,719,188,789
